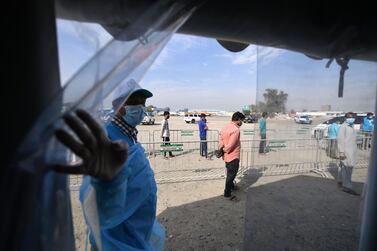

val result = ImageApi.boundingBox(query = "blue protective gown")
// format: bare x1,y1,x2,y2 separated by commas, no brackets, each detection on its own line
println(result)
363,117,374,132
328,123,340,139
79,122,165,251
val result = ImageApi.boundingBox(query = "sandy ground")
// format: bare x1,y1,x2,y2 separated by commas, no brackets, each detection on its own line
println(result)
157,168,367,251
69,115,370,250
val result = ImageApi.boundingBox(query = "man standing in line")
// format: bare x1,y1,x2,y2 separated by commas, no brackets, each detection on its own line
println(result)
198,113,209,159
220,112,245,201
337,112,359,195
259,112,268,154
161,111,174,159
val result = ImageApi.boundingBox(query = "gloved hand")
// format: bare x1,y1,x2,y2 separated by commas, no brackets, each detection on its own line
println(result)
51,109,128,181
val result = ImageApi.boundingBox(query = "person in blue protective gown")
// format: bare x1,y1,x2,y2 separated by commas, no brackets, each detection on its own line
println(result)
362,112,374,150
78,80,165,251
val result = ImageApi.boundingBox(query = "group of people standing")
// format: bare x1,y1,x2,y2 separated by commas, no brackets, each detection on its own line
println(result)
327,112,374,195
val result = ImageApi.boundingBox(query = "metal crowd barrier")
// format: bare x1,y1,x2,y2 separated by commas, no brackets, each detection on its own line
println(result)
151,129,219,143
144,136,372,183
240,128,314,141
69,135,372,187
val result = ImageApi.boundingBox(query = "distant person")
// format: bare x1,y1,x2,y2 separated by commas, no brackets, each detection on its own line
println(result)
220,112,245,201
198,113,209,159
161,111,174,159
362,112,374,150
327,120,340,158
259,112,268,154
337,112,359,195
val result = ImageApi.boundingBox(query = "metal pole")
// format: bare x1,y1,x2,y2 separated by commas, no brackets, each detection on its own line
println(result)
359,87,377,250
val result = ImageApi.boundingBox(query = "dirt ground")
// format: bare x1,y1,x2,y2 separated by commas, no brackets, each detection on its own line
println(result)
155,169,367,251
70,115,369,251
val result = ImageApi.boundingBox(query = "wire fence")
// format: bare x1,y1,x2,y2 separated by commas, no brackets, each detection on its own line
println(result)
69,133,372,188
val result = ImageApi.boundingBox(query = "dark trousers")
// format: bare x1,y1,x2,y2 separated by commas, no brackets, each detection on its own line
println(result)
224,159,240,197
200,138,208,157
327,139,338,158
259,134,266,153
364,132,372,150
163,137,173,157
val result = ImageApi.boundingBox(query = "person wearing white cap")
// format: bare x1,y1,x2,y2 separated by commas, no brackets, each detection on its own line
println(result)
57,79,165,251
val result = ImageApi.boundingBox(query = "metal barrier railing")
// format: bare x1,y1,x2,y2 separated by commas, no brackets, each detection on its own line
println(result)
69,136,372,187
144,140,223,183
240,127,314,140
138,130,152,153
151,129,219,143
143,136,372,183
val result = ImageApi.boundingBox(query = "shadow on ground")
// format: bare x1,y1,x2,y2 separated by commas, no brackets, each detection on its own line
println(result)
157,169,262,251
158,166,364,251
327,161,340,180
243,175,363,251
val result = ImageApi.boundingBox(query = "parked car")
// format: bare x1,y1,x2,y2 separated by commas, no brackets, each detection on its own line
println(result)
243,114,258,123
184,113,202,123
294,115,313,124
142,112,155,125
311,114,366,138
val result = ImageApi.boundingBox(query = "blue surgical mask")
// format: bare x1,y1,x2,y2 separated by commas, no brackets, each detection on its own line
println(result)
123,105,145,127
345,118,355,125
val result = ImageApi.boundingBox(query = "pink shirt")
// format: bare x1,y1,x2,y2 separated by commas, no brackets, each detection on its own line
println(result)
220,122,241,163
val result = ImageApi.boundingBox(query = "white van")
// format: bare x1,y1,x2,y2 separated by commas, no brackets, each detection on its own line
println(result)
142,112,155,125
184,113,201,123
294,114,313,124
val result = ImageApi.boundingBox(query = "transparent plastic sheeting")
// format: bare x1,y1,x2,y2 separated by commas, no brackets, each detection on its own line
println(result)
16,1,196,168
254,46,377,124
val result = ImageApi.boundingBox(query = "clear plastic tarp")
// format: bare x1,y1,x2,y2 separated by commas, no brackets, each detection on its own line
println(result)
254,46,377,129
17,1,196,168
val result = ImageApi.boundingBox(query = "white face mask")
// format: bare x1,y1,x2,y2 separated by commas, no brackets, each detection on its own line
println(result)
345,117,355,125
123,105,146,127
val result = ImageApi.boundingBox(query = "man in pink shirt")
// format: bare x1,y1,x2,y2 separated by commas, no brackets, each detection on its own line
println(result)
220,112,245,200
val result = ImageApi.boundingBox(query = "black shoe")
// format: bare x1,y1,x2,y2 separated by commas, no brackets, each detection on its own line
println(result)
342,188,359,196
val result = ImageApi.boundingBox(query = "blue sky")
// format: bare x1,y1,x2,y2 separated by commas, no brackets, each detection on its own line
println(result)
57,19,377,112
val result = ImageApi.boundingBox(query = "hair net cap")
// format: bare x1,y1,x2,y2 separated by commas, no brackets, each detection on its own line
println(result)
113,79,153,106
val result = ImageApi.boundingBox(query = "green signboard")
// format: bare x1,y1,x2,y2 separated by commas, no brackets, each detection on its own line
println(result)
243,130,254,135
181,130,194,136
160,143,184,152
267,140,287,148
